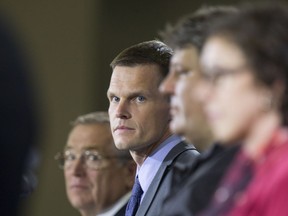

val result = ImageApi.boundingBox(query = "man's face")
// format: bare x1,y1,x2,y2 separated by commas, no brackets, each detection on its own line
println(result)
107,64,170,154
64,124,132,214
160,47,212,147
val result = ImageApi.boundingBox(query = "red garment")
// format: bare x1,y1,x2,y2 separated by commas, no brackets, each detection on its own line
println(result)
197,149,252,216
229,128,288,216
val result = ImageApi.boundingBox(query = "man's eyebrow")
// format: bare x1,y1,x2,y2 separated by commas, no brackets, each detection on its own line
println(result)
64,146,72,151
107,89,152,99
127,90,152,99
107,89,114,97
84,147,100,151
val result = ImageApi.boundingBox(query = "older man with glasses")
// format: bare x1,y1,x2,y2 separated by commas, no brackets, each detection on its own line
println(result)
55,112,136,216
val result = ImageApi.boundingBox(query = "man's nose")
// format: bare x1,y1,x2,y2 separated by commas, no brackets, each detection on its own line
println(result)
159,73,176,96
70,157,86,177
115,100,131,119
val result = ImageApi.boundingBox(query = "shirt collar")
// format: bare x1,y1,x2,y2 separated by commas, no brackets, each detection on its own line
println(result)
97,192,131,216
137,135,183,200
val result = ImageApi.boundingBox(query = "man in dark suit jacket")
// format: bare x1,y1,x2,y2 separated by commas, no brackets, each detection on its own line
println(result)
159,6,240,215
136,141,197,216
107,40,199,216
55,112,136,216
162,143,239,215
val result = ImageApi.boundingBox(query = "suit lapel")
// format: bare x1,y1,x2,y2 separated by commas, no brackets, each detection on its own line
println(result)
136,141,195,215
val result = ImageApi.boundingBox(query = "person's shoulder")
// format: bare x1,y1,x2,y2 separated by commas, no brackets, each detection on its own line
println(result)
174,140,200,158
167,140,199,170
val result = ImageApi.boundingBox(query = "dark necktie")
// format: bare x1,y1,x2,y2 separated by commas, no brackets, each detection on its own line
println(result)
126,176,143,216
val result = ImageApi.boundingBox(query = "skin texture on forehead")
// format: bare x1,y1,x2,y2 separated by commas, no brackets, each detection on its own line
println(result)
67,124,114,152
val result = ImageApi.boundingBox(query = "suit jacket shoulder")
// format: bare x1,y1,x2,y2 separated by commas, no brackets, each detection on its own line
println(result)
162,144,240,215
136,141,199,216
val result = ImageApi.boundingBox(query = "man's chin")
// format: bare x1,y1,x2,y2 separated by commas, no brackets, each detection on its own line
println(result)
70,197,94,210
114,141,127,150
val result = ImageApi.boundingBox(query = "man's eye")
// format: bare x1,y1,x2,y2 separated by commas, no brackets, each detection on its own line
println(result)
201,72,213,82
177,69,191,76
136,96,146,103
202,70,229,85
65,154,75,161
111,96,120,103
86,153,100,161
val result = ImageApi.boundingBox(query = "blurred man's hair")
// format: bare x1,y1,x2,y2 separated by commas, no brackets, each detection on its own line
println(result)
160,6,238,50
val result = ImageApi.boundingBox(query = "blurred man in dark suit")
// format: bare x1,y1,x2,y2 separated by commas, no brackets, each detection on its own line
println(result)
159,6,239,215
0,15,38,216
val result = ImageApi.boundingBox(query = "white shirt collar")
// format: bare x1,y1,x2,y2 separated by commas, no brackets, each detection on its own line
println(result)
137,135,182,201
97,192,131,216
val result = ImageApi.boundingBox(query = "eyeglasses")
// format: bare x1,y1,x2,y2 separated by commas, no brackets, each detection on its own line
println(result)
54,150,129,170
201,64,249,85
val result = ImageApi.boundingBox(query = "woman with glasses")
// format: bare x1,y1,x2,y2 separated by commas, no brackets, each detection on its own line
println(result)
198,3,288,216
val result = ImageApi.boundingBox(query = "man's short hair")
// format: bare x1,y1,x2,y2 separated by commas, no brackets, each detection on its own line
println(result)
71,111,110,126
160,6,238,50
110,40,173,78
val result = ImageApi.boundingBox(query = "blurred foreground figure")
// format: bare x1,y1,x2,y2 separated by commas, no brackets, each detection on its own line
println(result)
198,3,288,215
55,112,135,216
0,15,37,216
159,6,239,215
